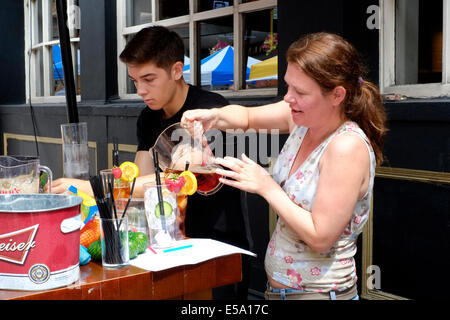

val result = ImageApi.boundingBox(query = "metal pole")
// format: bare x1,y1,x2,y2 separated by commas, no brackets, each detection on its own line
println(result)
55,0,79,123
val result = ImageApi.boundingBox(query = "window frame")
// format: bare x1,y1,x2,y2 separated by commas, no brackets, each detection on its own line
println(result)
380,0,450,98
116,0,278,100
24,0,81,104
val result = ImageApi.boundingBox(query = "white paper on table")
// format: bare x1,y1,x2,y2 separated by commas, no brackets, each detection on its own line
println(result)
129,238,257,272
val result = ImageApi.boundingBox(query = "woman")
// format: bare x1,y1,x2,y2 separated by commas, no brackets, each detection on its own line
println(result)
181,32,387,300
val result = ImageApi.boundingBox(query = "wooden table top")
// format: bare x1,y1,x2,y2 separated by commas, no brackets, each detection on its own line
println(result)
0,253,242,300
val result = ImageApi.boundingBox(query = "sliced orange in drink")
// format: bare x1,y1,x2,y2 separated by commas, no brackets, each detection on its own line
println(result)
179,170,197,195
119,161,139,182
177,195,188,211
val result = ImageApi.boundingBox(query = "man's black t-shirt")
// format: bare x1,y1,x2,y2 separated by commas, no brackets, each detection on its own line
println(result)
136,85,249,249
137,85,230,151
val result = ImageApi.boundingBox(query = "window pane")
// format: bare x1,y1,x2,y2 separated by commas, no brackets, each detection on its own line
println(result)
198,0,231,12
124,35,137,94
52,44,64,95
158,0,189,20
126,0,152,27
199,16,233,90
74,43,81,95
34,48,44,97
67,0,81,38
36,0,43,44
50,0,80,38
51,43,81,96
244,8,278,89
174,26,191,84
395,0,442,85
51,0,59,40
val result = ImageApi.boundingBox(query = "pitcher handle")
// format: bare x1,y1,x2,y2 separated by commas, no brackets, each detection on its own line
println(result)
39,165,53,193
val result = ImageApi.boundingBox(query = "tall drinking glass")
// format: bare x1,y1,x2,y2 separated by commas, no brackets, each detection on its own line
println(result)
61,122,90,179
143,182,176,248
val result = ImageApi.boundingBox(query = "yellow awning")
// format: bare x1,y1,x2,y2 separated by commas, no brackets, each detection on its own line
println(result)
249,56,278,80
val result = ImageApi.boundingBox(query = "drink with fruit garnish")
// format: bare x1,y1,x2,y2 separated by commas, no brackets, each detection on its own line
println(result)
100,162,138,207
113,179,130,200
164,170,198,239
165,165,222,196
115,161,139,200
143,182,177,248
100,169,131,203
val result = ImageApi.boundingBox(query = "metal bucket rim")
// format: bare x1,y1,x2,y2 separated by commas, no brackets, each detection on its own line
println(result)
0,194,82,213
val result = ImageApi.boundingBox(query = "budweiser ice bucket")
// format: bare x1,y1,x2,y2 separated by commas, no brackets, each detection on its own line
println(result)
0,194,82,291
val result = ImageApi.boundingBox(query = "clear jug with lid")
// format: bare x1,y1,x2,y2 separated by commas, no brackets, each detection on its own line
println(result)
0,156,53,194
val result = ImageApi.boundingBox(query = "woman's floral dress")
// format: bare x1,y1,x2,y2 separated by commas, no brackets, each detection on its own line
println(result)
264,121,376,292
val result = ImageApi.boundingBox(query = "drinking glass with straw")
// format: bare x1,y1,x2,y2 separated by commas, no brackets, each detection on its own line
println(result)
152,149,167,233
89,174,136,268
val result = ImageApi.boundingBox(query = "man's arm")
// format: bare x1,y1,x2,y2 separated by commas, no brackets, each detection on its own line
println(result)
134,150,154,176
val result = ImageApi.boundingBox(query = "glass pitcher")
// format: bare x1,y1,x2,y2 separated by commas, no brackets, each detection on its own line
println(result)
0,156,53,194
150,122,223,196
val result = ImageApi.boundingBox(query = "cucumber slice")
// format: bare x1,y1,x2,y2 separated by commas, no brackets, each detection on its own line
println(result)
155,201,173,218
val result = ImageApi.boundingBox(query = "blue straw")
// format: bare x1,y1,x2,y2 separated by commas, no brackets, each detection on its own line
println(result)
163,244,193,253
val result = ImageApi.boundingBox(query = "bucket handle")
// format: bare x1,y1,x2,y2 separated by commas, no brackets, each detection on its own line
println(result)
60,213,82,234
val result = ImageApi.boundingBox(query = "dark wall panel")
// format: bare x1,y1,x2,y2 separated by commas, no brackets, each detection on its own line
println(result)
0,1,25,104
384,100,450,172
79,0,118,101
372,178,449,300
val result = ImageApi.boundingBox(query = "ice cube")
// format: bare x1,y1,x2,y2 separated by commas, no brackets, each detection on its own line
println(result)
154,230,173,247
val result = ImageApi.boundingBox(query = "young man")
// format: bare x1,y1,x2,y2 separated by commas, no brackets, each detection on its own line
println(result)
51,26,251,299
122,26,225,175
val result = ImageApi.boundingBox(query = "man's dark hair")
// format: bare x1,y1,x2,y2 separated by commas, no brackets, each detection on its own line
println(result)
119,26,184,71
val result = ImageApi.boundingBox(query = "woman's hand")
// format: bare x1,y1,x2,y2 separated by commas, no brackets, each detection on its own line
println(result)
214,153,278,197
181,109,218,131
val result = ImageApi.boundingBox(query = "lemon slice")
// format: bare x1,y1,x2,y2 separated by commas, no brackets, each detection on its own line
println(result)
119,161,139,182
179,170,197,195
